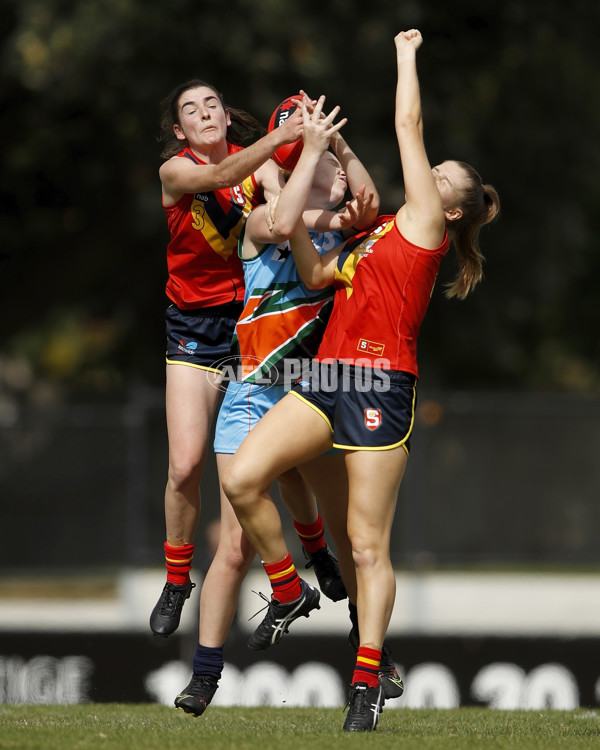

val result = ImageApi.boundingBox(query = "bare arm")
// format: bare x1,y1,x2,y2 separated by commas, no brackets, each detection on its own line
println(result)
288,218,343,290
160,108,304,203
303,185,376,235
254,158,286,202
297,89,380,233
245,96,346,249
329,131,380,229
393,30,446,248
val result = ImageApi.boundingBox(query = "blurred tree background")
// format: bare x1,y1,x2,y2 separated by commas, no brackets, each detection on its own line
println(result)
1,0,599,406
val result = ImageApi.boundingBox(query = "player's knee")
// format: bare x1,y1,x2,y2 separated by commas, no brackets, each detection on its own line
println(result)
214,540,253,574
352,547,376,571
221,459,253,506
168,456,203,492
350,536,382,571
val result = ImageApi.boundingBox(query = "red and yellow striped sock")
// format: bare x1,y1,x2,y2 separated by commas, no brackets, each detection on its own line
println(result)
293,514,326,554
352,646,381,688
164,541,194,585
263,553,302,603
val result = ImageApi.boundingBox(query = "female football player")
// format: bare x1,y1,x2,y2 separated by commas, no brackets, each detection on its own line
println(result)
223,30,500,731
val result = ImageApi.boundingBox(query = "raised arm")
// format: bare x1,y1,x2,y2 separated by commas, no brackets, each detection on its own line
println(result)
242,96,346,256
298,88,379,234
160,108,304,202
393,30,446,249
329,131,380,229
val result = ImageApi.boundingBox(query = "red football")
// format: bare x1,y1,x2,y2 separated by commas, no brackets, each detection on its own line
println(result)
268,95,303,170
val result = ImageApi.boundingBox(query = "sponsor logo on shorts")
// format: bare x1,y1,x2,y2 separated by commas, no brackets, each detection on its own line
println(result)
364,408,382,431
357,338,385,356
178,339,198,355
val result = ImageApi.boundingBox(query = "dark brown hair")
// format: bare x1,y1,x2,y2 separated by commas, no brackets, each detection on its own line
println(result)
158,79,266,160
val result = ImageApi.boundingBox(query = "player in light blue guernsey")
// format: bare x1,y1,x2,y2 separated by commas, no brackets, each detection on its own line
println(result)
215,100,375,483
216,225,343,438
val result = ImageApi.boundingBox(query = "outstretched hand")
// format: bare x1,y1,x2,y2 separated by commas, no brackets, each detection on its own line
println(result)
334,185,376,231
298,90,316,114
300,94,347,158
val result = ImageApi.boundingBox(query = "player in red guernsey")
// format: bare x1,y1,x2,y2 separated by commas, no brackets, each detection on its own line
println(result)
162,141,256,309
223,31,500,732
150,80,304,640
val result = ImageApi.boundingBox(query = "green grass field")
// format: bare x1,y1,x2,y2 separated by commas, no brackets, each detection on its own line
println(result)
0,705,599,750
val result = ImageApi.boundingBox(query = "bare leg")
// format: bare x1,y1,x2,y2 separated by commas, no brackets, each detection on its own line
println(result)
197,453,255,647
298,452,356,603
198,461,326,647
345,446,407,650
223,393,332,563
151,365,223,637
277,466,320,525
164,364,221,544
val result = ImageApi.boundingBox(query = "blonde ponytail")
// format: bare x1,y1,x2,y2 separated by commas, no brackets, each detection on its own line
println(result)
445,165,500,299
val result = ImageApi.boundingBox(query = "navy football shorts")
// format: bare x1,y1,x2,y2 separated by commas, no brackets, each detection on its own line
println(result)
165,300,243,372
291,361,416,453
